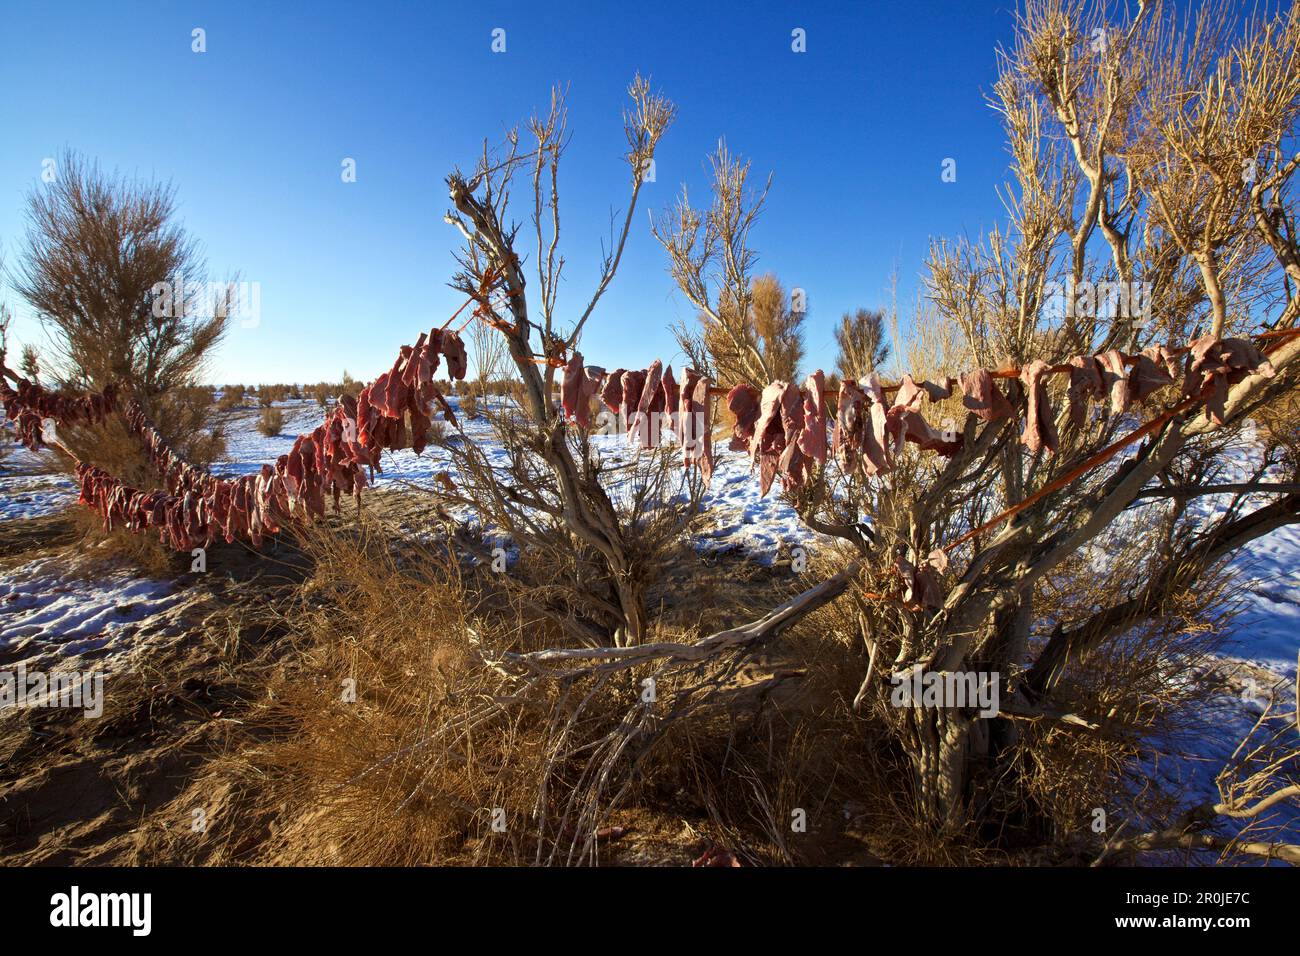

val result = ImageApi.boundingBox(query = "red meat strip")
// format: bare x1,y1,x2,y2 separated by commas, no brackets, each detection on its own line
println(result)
726,383,762,451
561,352,606,429
660,366,679,438
600,369,627,413
632,360,665,449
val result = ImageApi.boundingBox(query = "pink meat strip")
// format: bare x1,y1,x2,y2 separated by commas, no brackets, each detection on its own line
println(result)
620,369,646,432
632,360,665,449
1019,359,1059,455
833,379,865,472
750,381,794,496
859,374,892,476
1096,349,1130,415
561,352,594,427
660,365,679,438
797,371,827,464
1127,350,1174,405
678,367,714,485
1065,355,1104,429
1182,336,1276,425
958,369,1014,422
897,548,948,610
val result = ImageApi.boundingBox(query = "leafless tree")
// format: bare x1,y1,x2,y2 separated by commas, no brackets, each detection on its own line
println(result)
440,76,676,645
820,0,1300,835
653,142,787,387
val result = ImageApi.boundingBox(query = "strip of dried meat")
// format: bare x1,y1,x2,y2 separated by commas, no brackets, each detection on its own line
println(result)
859,374,891,475
600,369,627,413
660,365,679,438
631,360,664,449
1019,359,1059,455
678,367,714,484
1182,336,1276,424
832,379,865,472
726,383,761,451
797,371,827,464
1065,355,1104,429
1096,349,1130,415
958,369,1014,423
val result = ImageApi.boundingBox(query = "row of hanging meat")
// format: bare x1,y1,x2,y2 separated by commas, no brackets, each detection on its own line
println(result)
558,336,1276,497
0,327,470,551
0,331,1278,553
0,373,117,452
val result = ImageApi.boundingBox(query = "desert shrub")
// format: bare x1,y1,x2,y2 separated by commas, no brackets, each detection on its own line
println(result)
258,384,291,407
12,149,229,481
460,392,478,420
339,371,362,401
257,407,285,437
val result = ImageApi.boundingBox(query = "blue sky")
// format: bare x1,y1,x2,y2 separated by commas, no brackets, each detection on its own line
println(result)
0,0,1018,385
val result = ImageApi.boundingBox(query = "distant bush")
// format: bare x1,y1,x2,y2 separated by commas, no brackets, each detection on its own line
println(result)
259,384,292,407
258,407,285,437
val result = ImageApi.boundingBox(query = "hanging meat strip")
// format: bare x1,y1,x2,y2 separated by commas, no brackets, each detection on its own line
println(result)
726,383,762,451
1065,355,1104,429
1096,349,1130,415
1019,359,1059,455
1182,336,1276,424
958,369,1014,423
631,360,665,449
797,371,827,465
678,367,714,484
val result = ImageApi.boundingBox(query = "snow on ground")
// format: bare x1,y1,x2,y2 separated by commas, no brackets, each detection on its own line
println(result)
0,444,75,520
0,555,187,675
0,472,76,521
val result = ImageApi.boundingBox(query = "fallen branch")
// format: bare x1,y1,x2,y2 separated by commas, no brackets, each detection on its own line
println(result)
497,561,860,676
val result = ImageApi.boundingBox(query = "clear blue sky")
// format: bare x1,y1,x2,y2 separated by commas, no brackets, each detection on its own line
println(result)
1,0,1022,385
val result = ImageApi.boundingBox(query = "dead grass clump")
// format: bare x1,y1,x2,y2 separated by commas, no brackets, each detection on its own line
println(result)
248,519,565,865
